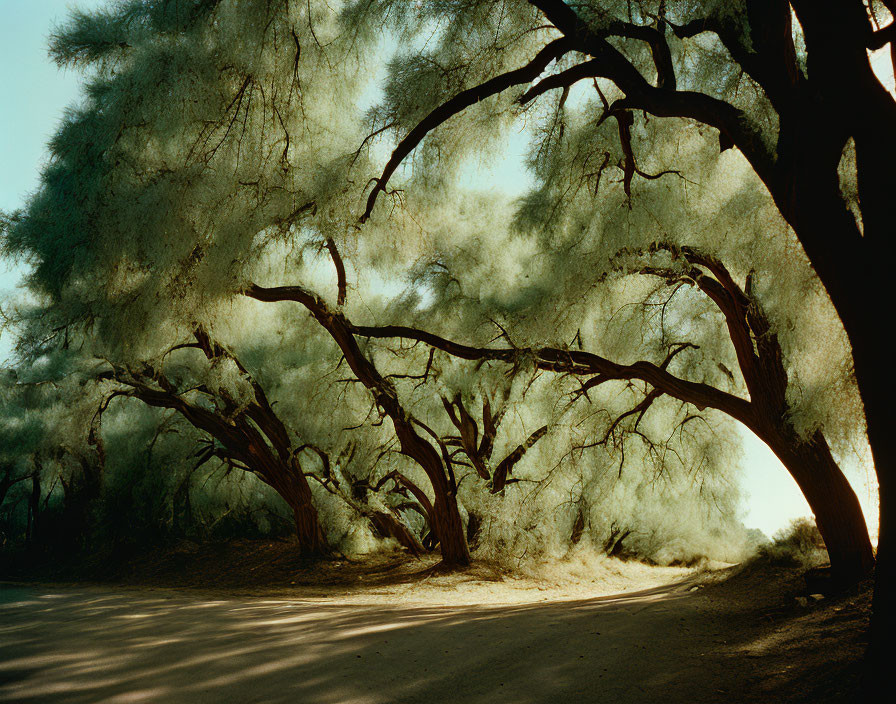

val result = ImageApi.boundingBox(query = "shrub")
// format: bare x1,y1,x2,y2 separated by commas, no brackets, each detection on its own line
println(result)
758,517,827,568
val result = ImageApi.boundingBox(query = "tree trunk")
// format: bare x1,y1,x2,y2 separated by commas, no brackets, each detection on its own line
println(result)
392,419,471,568
851,326,894,669
269,465,330,557
759,424,875,583
431,491,471,567
768,17,894,661
801,255,889,663
292,501,329,556
125,376,332,558
870,453,892,672
25,460,41,545
245,284,472,568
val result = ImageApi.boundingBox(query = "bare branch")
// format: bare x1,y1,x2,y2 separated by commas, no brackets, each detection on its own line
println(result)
324,238,348,306
360,37,575,222
526,1,775,182
492,425,549,493
348,320,752,424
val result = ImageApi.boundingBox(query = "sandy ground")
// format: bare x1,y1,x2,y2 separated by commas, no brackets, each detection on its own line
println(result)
0,556,872,704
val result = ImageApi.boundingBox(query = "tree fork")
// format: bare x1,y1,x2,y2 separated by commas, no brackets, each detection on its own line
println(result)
245,283,471,568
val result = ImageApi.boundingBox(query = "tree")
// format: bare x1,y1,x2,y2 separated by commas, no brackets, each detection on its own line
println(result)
1,0,856,581
0,0,479,566
0,363,106,551
349,0,892,645
246,247,473,567
97,328,331,554
350,242,874,581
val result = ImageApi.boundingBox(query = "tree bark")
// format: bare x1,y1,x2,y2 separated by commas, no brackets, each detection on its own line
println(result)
111,362,332,558
291,501,330,556
852,319,894,667
432,490,471,566
756,423,875,583
381,396,471,567
271,464,330,556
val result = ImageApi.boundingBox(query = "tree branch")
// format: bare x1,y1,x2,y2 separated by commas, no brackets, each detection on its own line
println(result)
492,425,548,493
349,321,753,425
324,238,348,306
526,0,775,185
360,37,575,222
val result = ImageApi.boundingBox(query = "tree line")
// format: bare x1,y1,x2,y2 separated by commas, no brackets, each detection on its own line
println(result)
0,0,886,661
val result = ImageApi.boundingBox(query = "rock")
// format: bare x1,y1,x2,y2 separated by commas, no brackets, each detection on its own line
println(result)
795,596,808,607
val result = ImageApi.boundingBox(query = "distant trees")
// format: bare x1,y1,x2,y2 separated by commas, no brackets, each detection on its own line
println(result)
0,367,105,551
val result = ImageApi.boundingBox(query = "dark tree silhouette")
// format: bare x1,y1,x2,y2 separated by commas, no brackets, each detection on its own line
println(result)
99,329,331,556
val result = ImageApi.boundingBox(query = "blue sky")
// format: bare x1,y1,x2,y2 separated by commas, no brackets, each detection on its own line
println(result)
2,0,871,540
1,0,104,213
1,0,104,359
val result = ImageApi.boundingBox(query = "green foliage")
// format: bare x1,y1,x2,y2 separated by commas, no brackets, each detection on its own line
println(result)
2,0,872,570
758,517,828,568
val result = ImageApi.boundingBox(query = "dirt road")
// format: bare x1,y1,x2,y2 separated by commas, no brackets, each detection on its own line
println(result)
0,569,868,703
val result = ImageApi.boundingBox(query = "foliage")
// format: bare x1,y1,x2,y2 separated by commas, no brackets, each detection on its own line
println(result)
2,0,881,573
758,517,828,569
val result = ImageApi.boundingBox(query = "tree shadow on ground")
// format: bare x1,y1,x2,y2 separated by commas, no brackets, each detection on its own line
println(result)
0,566,871,704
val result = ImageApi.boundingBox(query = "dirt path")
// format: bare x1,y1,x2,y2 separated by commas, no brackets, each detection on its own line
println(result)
0,567,869,704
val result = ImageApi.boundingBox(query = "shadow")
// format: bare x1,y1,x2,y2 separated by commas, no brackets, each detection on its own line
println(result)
0,572,868,704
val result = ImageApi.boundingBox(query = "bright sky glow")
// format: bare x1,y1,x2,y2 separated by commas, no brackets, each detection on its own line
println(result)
0,0,881,540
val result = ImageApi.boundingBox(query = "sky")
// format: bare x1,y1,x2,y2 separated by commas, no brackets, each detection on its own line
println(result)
0,0,879,540
0,0,105,361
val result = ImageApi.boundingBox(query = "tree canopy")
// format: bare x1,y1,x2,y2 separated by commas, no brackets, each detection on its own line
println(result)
0,0,887,633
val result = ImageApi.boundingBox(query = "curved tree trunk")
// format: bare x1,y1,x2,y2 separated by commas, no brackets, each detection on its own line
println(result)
432,491,471,567
292,505,329,556
792,244,890,658
390,416,471,568
112,360,332,559
757,423,875,583
762,6,893,662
